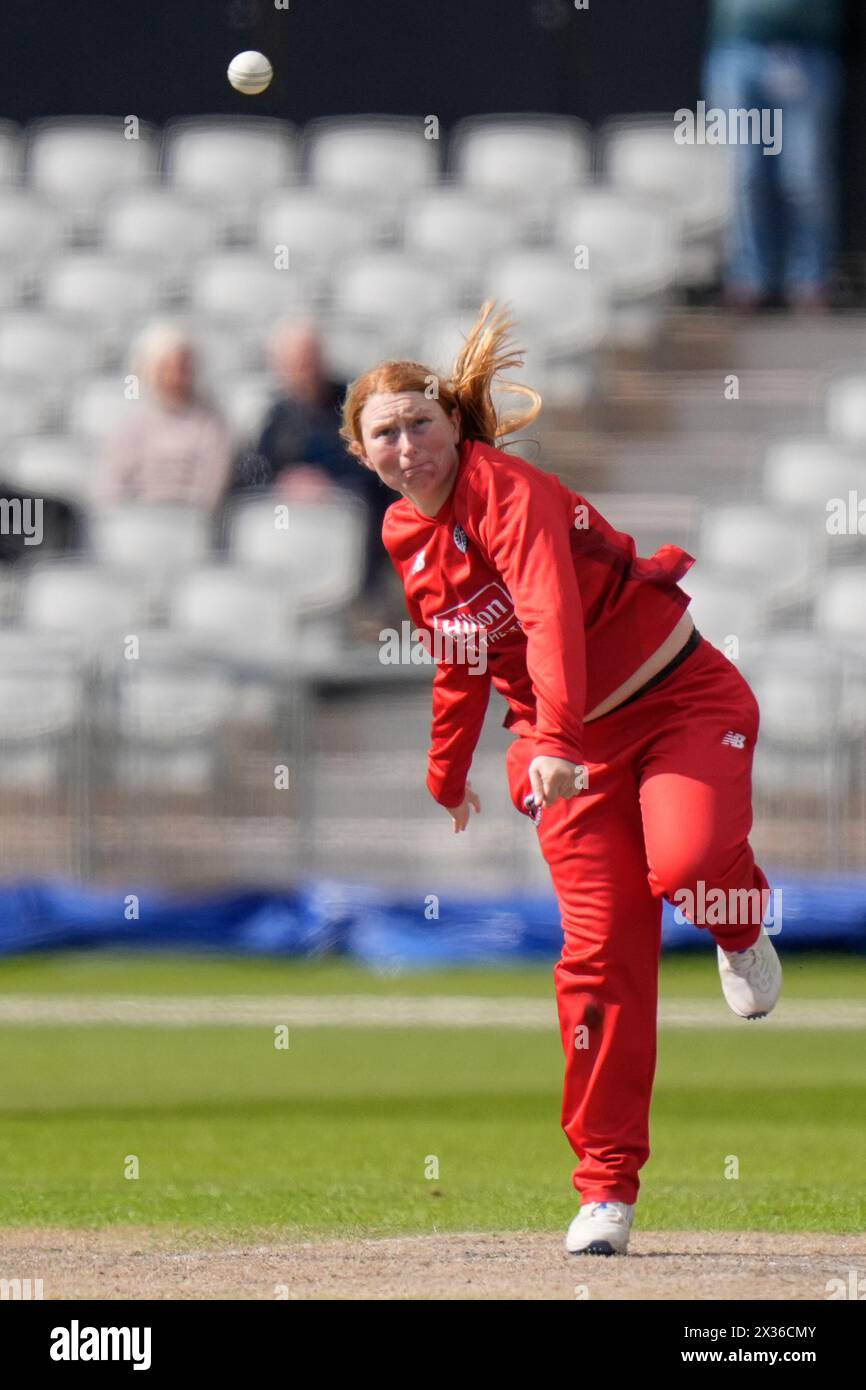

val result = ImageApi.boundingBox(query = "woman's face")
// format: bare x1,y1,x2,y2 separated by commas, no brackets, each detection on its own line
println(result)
357,390,461,515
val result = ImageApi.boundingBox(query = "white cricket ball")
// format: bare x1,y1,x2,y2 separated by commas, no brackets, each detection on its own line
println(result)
227,50,274,96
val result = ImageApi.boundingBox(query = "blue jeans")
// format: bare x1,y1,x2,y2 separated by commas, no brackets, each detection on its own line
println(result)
702,40,843,297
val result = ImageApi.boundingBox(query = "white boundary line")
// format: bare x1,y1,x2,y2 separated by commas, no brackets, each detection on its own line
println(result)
0,995,861,1029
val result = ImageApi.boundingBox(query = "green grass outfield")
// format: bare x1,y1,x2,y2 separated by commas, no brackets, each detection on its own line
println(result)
0,951,863,1239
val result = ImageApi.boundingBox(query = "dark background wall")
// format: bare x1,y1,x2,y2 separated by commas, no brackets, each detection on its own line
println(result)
0,0,863,250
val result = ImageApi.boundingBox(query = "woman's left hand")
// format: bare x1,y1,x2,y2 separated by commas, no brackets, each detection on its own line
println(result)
528,756,586,809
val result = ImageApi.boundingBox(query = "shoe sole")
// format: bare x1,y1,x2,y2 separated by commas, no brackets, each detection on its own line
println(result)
567,1240,625,1256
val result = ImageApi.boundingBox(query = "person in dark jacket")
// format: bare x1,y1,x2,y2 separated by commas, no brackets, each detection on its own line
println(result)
240,320,394,619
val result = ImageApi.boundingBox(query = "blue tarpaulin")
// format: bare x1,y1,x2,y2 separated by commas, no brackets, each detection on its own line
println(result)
0,871,864,965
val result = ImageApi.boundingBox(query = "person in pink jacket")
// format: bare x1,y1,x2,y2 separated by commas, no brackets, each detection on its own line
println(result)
339,300,782,1257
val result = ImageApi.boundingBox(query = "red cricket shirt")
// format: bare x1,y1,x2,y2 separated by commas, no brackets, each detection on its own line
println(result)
382,436,696,808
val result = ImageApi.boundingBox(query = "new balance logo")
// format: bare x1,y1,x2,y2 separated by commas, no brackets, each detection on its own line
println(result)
721,731,747,748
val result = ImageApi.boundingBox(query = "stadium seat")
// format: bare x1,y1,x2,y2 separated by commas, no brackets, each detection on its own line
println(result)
552,189,679,300
105,641,238,794
400,186,518,271
762,437,866,511
698,503,818,596
256,188,386,280
187,252,311,322
0,656,82,791
331,251,458,339
161,116,297,203
168,564,298,668
88,503,212,572
449,115,590,235
481,249,609,353
100,188,218,264
304,116,439,195
212,372,275,443
825,374,866,446
25,117,159,232
815,569,866,644
597,116,733,286
41,254,166,323
0,311,100,383
20,561,152,648
676,567,766,653
67,376,143,446
0,375,55,438
416,311,595,411
0,188,66,264
226,494,367,612
4,435,93,507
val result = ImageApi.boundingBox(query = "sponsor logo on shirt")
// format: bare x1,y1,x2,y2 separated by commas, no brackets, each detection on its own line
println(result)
452,523,468,553
431,582,520,645
411,548,426,573
721,730,747,748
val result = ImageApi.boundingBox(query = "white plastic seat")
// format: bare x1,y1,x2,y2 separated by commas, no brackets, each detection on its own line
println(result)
226,495,366,611
0,311,99,383
42,254,165,322
763,437,866,511
305,117,439,193
449,115,590,198
89,504,212,571
21,561,150,641
332,251,456,327
188,252,310,321
26,118,158,201
481,250,608,353
4,435,93,506
400,187,517,269
169,564,298,665
553,189,679,298
0,657,81,791
162,117,297,201
677,568,765,652
815,569,866,643
598,116,733,286
415,311,594,412
598,116,733,237
100,188,217,263
825,375,866,446
699,503,817,594
0,189,65,263
107,640,237,793
0,376,54,438
213,373,275,442
256,188,385,272
67,377,143,446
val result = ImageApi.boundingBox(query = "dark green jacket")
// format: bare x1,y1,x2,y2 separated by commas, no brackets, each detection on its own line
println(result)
710,0,846,49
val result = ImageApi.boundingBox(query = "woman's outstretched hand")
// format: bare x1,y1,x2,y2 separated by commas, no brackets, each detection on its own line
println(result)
444,780,482,833
529,756,586,809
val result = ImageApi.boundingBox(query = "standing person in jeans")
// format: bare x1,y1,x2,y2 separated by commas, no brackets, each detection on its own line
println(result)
703,0,847,310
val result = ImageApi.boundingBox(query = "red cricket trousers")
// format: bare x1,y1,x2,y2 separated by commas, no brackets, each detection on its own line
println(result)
505,634,770,1207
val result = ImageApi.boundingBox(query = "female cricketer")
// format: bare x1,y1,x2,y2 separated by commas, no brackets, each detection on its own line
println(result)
339,300,782,1257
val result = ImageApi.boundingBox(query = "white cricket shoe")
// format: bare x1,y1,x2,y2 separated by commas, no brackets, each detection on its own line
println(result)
717,926,782,1019
565,1200,635,1256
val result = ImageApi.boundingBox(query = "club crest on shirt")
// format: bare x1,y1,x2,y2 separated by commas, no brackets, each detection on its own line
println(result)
410,548,426,574
452,523,468,553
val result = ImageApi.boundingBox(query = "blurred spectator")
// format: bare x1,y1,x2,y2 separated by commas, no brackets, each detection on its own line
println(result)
238,320,395,626
95,324,233,508
703,0,846,310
